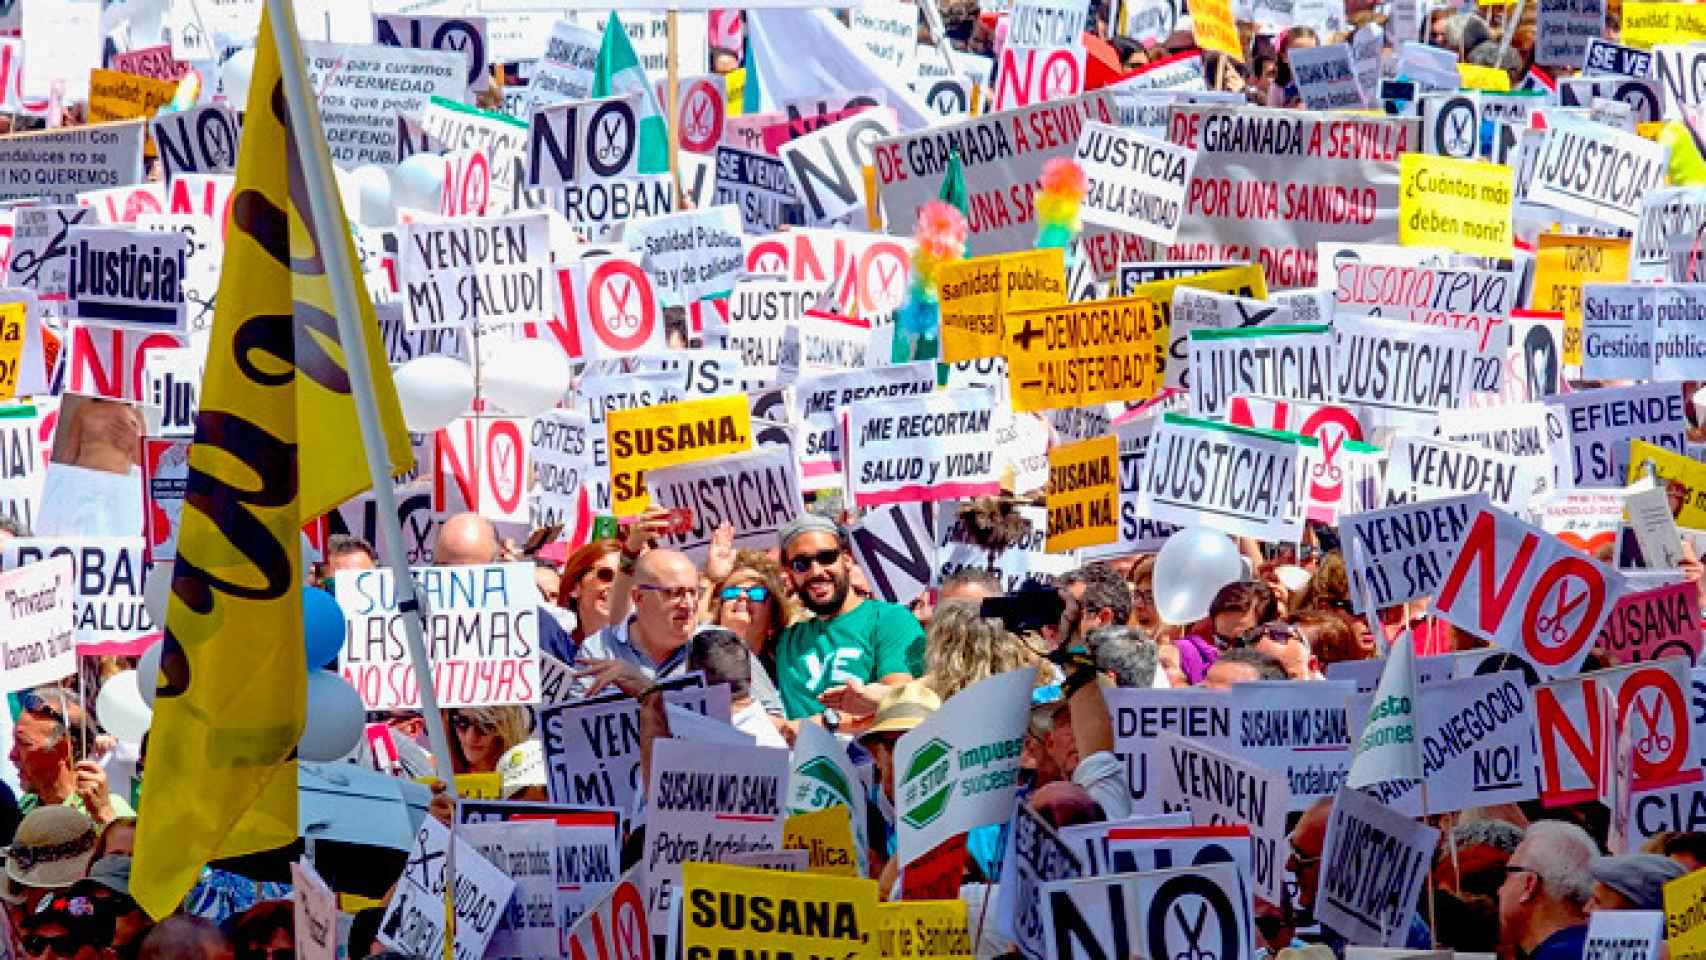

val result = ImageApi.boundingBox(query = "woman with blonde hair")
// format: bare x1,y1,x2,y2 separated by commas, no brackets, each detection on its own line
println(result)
444,705,533,775
923,602,1038,701
705,549,796,667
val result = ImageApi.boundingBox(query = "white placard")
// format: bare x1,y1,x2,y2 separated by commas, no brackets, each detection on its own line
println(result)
0,554,75,692
1136,414,1309,541
303,42,470,167
399,215,552,329
0,538,151,647
378,816,516,960
1075,120,1196,244
1341,494,1488,614
844,389,1004,508
623,206,744,307
65,227,187,333
1528,119,1669,231
1315,788,1438,947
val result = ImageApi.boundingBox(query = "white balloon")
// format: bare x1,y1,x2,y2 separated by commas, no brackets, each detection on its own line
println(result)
95,671,152,744
391,154,446,214
394,355,475,432
352,164,396,227
299,671,365,762
143,565,171,627
1152,527,1245,625
481,338,570,415
137,641,163,708
219,49,256,104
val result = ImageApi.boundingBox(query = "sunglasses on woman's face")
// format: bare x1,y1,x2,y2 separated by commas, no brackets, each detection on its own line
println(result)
451,714,496,735
719,585,770,604
584,566,616,584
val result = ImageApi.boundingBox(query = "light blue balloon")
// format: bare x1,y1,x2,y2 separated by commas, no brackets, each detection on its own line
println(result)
303,588,346,670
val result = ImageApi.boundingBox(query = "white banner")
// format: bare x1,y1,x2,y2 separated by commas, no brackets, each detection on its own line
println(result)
303,42,469,167
844,389,1004,508
1136,414,1310,541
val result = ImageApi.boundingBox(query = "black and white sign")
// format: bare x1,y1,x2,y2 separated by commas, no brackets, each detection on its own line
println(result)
1314,788,1438,947
1075,120,1196,244
150,105,240,182
527,93,641,190
65,227,187,333
399,214,552,330
777,107,897,224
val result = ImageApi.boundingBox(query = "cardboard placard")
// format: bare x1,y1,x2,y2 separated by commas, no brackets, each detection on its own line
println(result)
682,863,878,960
1003,296,1158,412
1075,121,1197,244
1341,494,1489,614
1154,732,1289,905
938,248,1066,364
1557,384,1687,489
1382,434,1537,513
1046,434,1118,552
1136,413,1311,541
1597,581,1706,665
1535,658,1697,804
1314,788,1438,947
399,215,551,329
646,446,803,563
843,389,1003,508
1399,153,1514,256
527,93,643,190
431,416,534,525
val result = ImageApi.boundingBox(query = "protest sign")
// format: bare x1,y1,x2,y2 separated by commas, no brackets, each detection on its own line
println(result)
1075,121,1196,244
1653,286,1706,380
1088,413,1182,557
560,254,665,362
876,900,971,960
777,108,896,224
111,45,190,82
1634,187,1706,281
150,105,241,183
645,738,790,936
1557,384,1688,489
64,227,187,333
1289,44,1366,109
1341,494,1488,614
291,861,336,960
715,146,802,234
461,819,559,957
418,98,528,204
997,803,1083,960
1586,39,1655,75
1003,296,1158,412
788,719,870,870
1315,789,1437,946
647,447,802,563
0,405,48,535
0,554,74,693
335,563,541,710
141,438,190,562
1538,0,1607,66
1128,264,1271,384
1187,325,1333,420
991,45,1087,112
458,801,623,940
1216,680,1352,810
1529,120,1669,231
1432,505,1624,677
844,390,1003,508
528,410,591,529
528,93,642,190
607,393,753,515
1109,51,1206,94
431,416,534,524
873,92,1116,255
1630,439,1706,530
86,70,177,125
1166,107,1414,288
1598,581,1705,666
1154,732,1289,904
1383,434,1537,513
1668,869,1706,960
624,207,744,307
1046,435,1118,551
375,14,490,91
1544,241,1631,366
847,502,936,605
378,816,515,960
7,205,89,297
0,123,146,204
894,667,1034,866
937,249,1066,363
851,0,919,71
302,42,467,166
398,215,551,329
682,862,878,960
1330,255,1518,352
1041,861,1252,960
562,867,649,960
0,539,150,649
782,806,861,876
1137,413,1311,541
1421,93,1480,159
538,681,724,815
795,363,937,488
1398,153,1514,257
1535,658,1697,804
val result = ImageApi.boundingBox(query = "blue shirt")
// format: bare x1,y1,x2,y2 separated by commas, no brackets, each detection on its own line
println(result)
1527,924,1587,960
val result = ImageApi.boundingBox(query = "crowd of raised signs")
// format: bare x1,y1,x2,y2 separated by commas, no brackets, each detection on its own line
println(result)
12,0,1706,957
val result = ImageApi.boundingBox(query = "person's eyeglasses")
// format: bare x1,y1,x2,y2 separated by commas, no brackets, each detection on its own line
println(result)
719,585,770,604
450,714,496,735
23,933,81,957
788,549,842,574
1243,624,1303,648
585,566,617,584
637,584,700,604
19,691,65,724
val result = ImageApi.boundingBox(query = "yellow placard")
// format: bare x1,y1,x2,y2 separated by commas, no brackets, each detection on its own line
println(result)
1623,1,1706,48
938,248,1066,363
1665,866,1706,957
1187,0,1243,60
1457,63,1511,91
783,807,861,877
876,901,973,960
1126,263,1269,381
1629,440,1706,531
1046,435,1119,552
607,392,754,515
1398,153,1514,258
1532,234,1631,366
87,68,178,124
682,862,879,960
0,303,25,401
414,772,503,800
1003,296,1158,413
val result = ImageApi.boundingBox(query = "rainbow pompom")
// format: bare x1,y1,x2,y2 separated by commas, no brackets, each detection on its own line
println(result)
1035,157,1088,250
893,200,970,354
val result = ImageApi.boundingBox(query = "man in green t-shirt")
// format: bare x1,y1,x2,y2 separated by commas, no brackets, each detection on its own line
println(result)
773,514,925,721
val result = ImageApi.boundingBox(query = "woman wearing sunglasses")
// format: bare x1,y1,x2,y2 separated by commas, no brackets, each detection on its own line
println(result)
557,539,622,659
443,706,532,775
706,552,794,670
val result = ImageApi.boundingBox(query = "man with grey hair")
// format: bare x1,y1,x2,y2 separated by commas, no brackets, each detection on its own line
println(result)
1498,819,1596,960
772,513,924,722
1086,626,1159,687
577,548,702,679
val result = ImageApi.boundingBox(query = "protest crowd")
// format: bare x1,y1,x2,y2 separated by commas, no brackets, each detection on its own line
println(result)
14,0,1706,956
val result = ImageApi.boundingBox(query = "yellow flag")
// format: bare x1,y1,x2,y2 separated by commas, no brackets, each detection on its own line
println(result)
132,5,411,919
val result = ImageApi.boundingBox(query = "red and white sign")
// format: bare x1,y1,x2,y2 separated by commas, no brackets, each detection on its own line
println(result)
1227,396,1367,523
742,228,912,316
991,45,1087,112
1432,506,1626,679
0,38,22,112
1596,581,1706,667
141,437,190,563
67,325,191,402
432,416,532,524
672,75,726,154
561,255,663,361
1535,659,1699,805
81,175,236,241
441,149,491,218
564,867,650,960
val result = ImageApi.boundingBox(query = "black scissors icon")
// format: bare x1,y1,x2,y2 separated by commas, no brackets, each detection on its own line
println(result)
9,210,82,289
595,116,629,163
1172,902,1215,960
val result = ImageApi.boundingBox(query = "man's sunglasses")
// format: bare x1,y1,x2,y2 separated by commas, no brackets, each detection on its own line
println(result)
719,585,770,604
788,549,841,574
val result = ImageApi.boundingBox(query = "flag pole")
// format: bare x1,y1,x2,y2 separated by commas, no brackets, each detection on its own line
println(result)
667,11,684,207
260,0,459,789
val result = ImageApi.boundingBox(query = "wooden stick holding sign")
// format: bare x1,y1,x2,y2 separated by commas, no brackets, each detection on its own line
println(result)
668,11,685,207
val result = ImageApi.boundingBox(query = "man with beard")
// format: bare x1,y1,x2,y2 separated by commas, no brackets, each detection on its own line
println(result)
772,514,925,723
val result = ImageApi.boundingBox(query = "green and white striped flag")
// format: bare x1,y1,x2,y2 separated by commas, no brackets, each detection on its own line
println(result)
592,13,669,174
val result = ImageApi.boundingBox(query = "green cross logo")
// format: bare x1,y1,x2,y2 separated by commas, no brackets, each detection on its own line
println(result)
900,738,953,830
